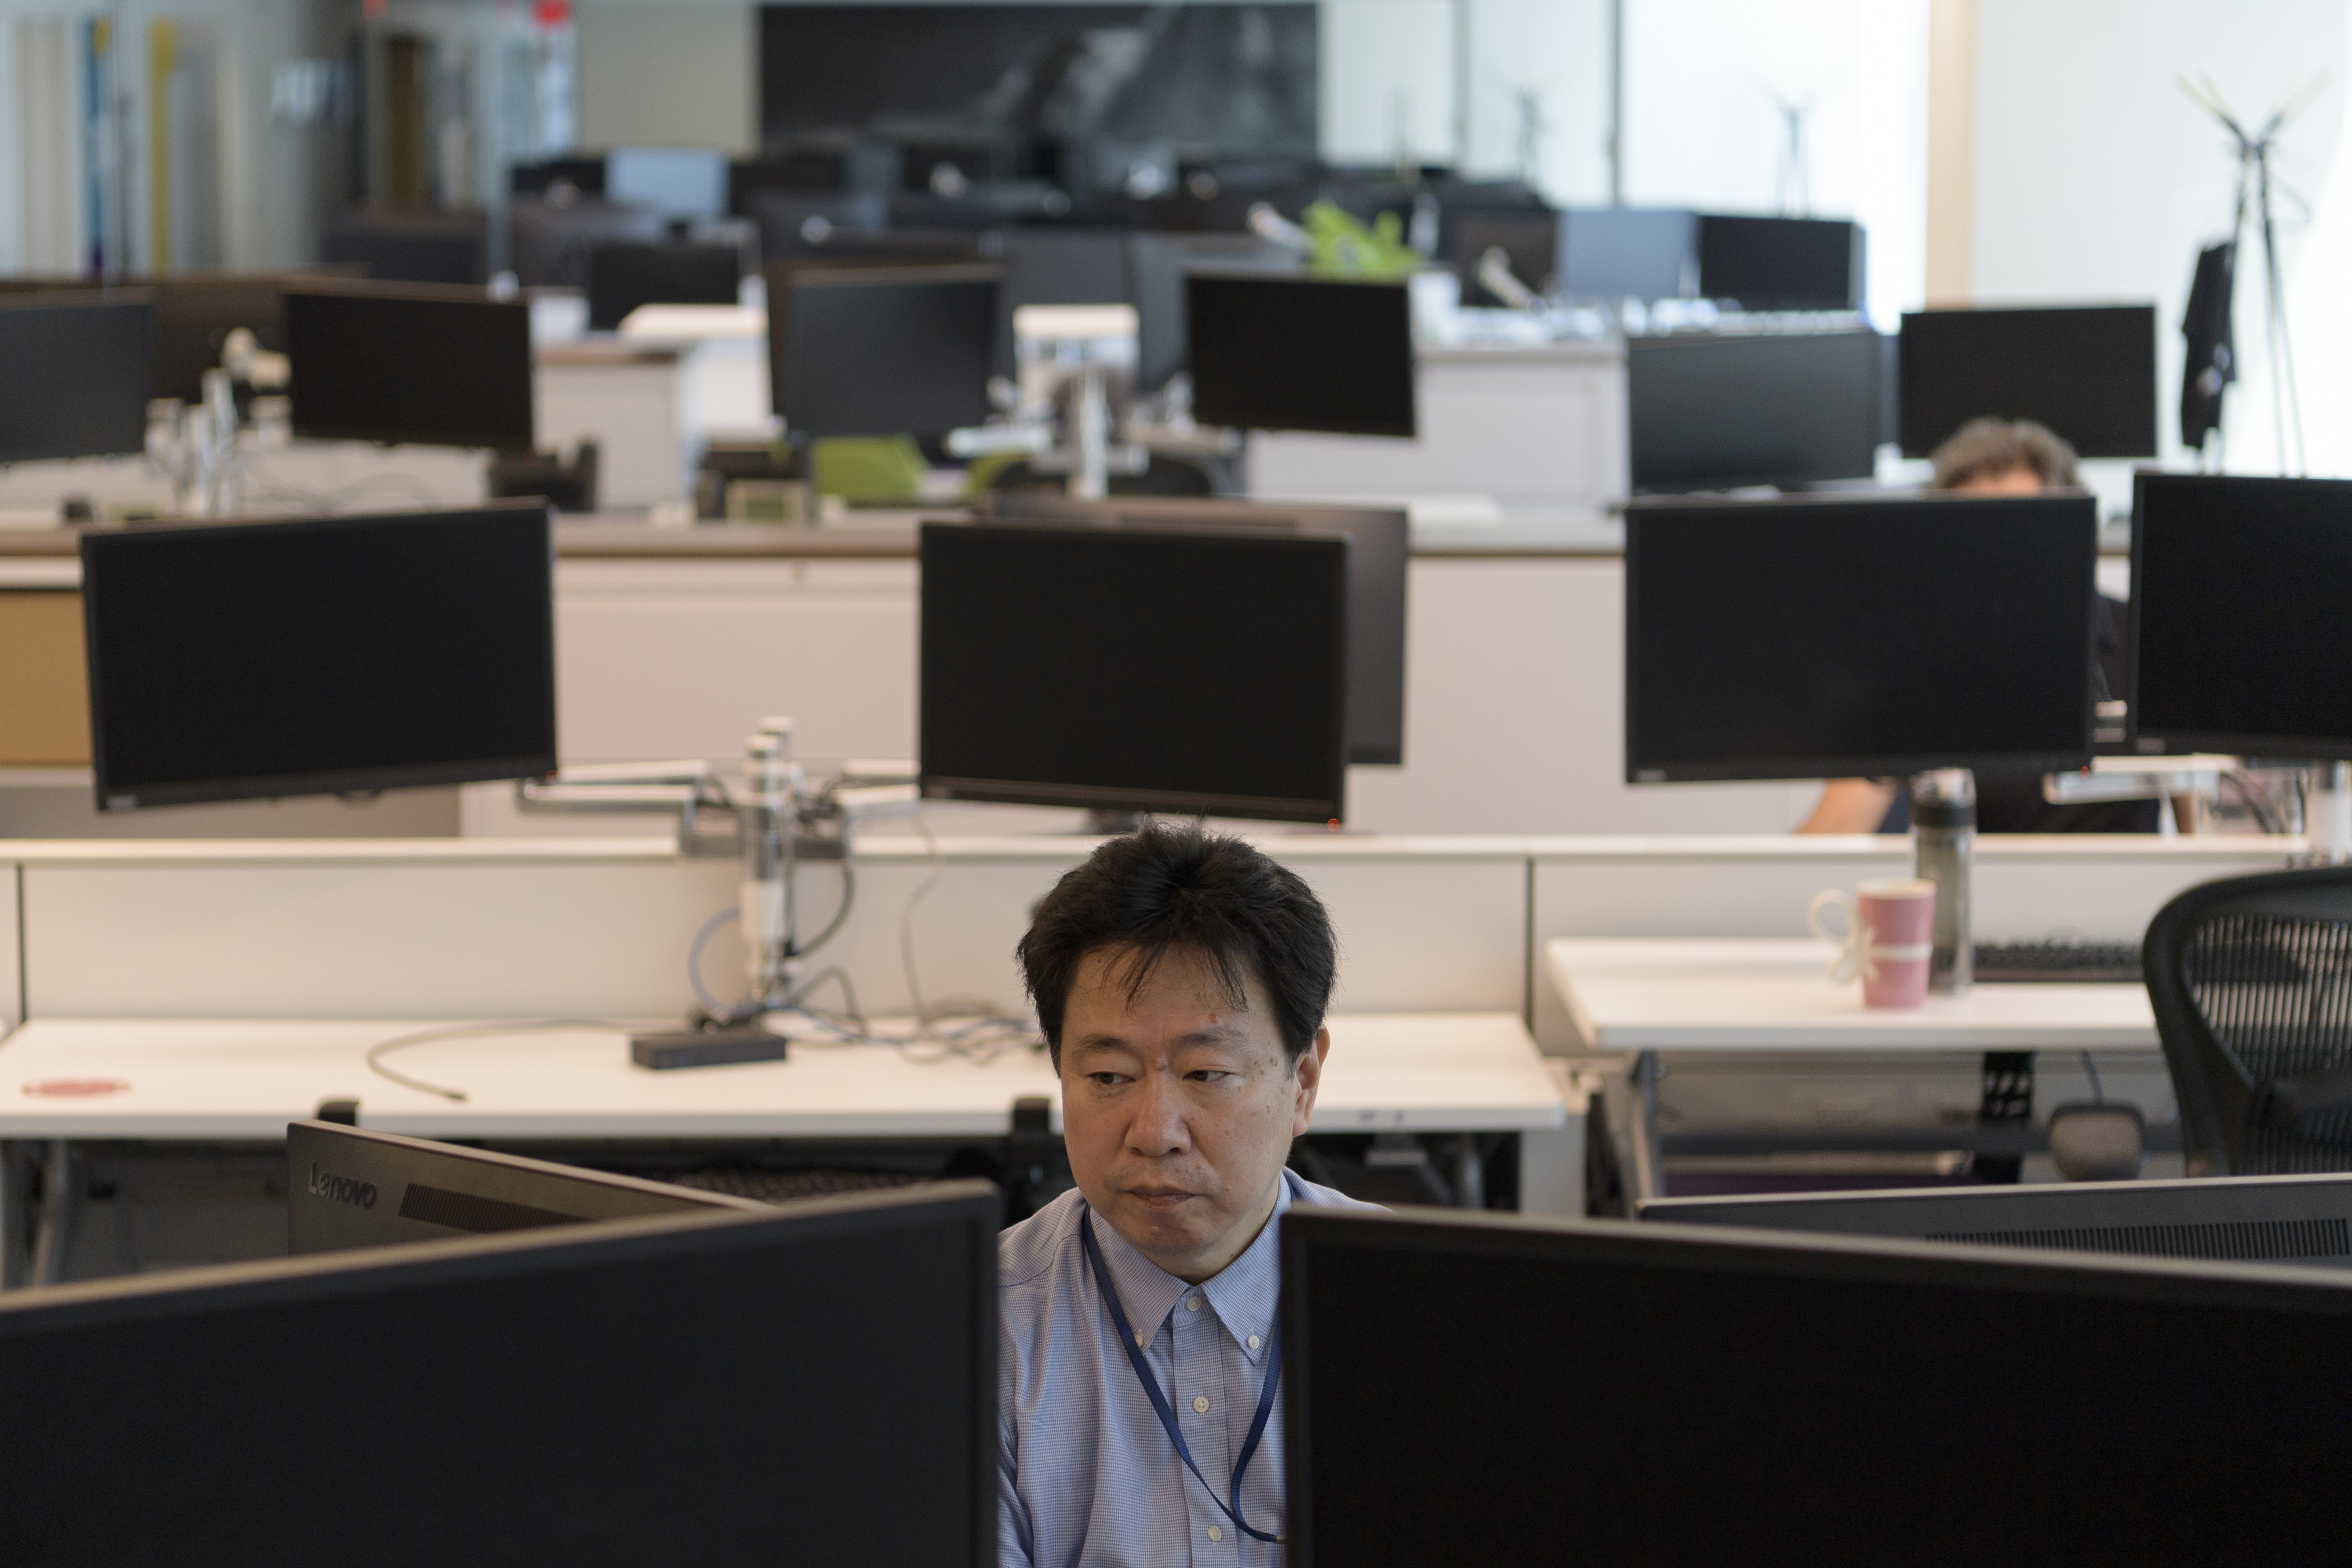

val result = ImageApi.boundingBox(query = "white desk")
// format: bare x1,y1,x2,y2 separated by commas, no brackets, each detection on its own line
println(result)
0,1012,1576,1284
1546,938,2157,1054
0,1012,1565,1141
1545,938,2163,1208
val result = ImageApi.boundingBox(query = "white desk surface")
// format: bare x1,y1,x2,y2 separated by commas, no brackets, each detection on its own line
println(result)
0,1012,1564,1141
1546,939,2157,1053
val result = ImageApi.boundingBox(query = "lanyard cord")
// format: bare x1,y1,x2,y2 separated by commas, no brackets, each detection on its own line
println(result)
1079,1209,1284,1546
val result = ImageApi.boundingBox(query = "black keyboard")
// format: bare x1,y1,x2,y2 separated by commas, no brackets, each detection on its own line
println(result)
650,1168,932,1205
1972,940,2142,984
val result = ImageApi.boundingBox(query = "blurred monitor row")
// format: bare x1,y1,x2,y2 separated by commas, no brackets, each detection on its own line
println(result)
1454,207,1865,312
71,475,2352,835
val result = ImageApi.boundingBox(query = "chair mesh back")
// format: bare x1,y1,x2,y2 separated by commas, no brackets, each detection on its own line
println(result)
2184,911,2352,1173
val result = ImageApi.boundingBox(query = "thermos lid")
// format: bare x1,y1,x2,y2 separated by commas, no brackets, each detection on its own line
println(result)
1912,798,1977,830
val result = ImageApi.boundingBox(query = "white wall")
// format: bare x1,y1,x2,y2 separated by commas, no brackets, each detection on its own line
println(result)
1619,0,1930,327
1459,0,1611,200
1971,0,2347,474
576,0,756,153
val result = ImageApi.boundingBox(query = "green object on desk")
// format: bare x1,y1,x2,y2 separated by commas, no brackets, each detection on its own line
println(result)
1303,201,1420,281
810,435,927,502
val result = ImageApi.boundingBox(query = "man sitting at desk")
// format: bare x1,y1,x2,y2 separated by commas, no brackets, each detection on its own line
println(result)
998,824,1376,1566
1797,417,2163,835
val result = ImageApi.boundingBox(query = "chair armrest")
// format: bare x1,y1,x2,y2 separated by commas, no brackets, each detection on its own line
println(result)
2257,1067,2352,1136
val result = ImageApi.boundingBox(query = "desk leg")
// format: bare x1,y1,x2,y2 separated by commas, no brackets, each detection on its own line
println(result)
0,1141,23,1290
27,1140,72,1288
1629,1051,1666,1209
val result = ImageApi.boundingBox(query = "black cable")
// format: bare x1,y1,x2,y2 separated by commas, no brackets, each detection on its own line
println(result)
2221,771,2285,835
366,1019,635,1102
2080,1050,2104,1105
792,859,856,960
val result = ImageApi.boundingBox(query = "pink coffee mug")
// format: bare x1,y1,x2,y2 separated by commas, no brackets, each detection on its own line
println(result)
1808,879,1937,1009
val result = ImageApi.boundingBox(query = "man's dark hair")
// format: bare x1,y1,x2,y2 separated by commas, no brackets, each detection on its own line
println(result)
1018,823,1336,1069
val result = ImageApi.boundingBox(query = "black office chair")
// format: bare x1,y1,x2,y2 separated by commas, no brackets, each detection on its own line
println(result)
2144,865,2352,1174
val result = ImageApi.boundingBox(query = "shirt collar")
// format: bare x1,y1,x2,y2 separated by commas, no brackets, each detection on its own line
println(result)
1085,1174,1293,1367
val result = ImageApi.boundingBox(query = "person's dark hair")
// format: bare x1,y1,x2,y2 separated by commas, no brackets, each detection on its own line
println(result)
1929,417,2081,490
1018,823,1336,1069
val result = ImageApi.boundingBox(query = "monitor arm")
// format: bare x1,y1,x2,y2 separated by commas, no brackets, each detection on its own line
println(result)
513,725,918,1019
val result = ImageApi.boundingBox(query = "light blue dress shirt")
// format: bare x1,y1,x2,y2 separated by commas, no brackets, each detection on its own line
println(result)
998,1169,1380,1568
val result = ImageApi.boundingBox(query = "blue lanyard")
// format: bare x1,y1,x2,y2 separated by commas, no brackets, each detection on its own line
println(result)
1079,1208,1285,1546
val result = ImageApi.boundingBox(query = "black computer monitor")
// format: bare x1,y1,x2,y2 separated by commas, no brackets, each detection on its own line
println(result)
1624,492,2098,782
146,274,293,404
1186,273,1415,438
512,154,608,197
982,495,1408,765
584,241,742,331
995,227,1132,374
1625,328,1883,491
285,286,534,449
767,263,999,438
506,194,666,288
1558,207,1698,300
1127,233,1292,391
919,520,1349,822
1640,1170,2352,1270
747,190,889,263
287,1121,761,1252
0,291,152,461
1283,1206,2352,1565
322,207,491,285
81,504,558,810
1450,208,1558,306
2,1176,999,1564
1899,303,2159,458
2130,472,2352,758
1696,213,1865,311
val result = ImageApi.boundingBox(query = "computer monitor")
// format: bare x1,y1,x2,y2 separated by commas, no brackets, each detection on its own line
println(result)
605,147,729,221
919,520,1349,822
983,494,1408,766
1186,273,1415,438
512,154,608,197
287,1121,761,1252
1282,1206,2352,1565
1899,303,2159,458
81,503,558,810
766,263,999,439
584,241,742,331
1558,206,1698,301
995,227,1131,374
322,207,491,285
1126,233,1292,392
1450,208,1558,306
747,190,889,263
1624,328,1883,491
145,272,368,405
1696,213,1865,311
285,285,534,450
1624,492,2098,782
1640,1171,2352,1270
2,1176,999,1564
0,292,152,461
2130,472,2352,758
506,195,667,288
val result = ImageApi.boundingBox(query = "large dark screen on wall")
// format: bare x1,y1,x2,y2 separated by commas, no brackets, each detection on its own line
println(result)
2131,473,2352,757
82,506,557,809
1625,493,2097,782
285,289,534,450
1899,304,2158,458
920,522,1347,822
760,5,1316,158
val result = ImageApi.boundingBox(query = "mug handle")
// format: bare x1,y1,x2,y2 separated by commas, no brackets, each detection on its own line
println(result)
1807,888,1856,945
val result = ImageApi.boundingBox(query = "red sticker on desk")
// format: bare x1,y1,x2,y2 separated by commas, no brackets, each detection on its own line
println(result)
21,1079,129,1098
